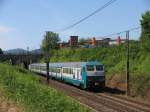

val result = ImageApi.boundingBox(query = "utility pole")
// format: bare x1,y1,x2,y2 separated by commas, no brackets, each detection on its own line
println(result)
27,46,29,54
126,31,130,96
46,52,50,84
27,46,30,69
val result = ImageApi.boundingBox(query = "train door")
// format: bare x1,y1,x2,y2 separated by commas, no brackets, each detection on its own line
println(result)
73,69,75,79
49,67,52,77
61,68,63,80
77,69,81,80
55,67,57,78
57,67,61,79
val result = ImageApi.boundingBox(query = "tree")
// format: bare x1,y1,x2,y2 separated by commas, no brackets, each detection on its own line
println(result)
41,31,60,83
41,31,60,52
140,11,150,51
0,48,3,54
79,38,86,45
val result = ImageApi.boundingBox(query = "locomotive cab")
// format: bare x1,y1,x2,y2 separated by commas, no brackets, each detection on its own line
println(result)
86,64,105,88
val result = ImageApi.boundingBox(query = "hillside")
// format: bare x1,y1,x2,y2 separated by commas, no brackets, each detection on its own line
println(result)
49,42,150,101
50,42,150,75
0,64,90,112
4,48,41,55
4,48,27,54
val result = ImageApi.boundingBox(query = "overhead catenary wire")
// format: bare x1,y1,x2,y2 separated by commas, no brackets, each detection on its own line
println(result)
59,0,117,32
59,26,141,39
101,26,141,38
97,22,149,38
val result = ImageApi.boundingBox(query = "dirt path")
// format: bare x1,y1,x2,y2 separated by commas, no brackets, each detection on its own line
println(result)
0,91,24,112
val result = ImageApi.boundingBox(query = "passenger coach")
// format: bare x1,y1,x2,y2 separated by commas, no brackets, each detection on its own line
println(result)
29,61,105,88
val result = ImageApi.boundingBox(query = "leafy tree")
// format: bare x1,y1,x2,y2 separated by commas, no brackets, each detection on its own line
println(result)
0,48,3,54
79,38,86,45
140,11,150,51
41,31,60,83
41,31,60,54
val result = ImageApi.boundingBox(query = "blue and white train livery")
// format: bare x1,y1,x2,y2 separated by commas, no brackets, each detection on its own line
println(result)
29,61,105,88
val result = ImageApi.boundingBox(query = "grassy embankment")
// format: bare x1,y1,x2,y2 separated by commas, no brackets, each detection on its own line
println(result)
0,63,90,112
50,42,150,101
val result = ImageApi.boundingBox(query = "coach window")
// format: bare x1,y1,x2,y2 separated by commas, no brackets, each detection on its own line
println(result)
54,67,57,73
63,68,68,74
70,69,73,74
57,68,61,73
35,66,37,69
86,65,94,71
42,66,46,71
41,66,43,71
68,68,70,74
63,68,65,73
96,65,103,71
51,67,54,72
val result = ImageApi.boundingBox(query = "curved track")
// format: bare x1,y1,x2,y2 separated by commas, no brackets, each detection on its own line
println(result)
40,75,150,112
96,93,150,112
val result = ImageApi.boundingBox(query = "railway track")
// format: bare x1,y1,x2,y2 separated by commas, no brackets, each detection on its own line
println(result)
99,93,150,108
97,93,150,112
39,75,150,112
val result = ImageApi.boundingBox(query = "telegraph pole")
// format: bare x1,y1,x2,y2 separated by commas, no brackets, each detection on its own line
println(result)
46,52,50,84
27,46,30,69
27,46,29,54
126,31,130,95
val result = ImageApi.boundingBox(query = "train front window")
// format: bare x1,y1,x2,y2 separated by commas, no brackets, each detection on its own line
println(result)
96,65,103,71
86,65,94,71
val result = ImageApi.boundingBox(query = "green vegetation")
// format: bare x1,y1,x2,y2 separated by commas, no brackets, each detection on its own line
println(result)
140,11,150,51
49,40,150,101
41,31,60,82
41,31,60,55
49,11,150,100
0,64,90,112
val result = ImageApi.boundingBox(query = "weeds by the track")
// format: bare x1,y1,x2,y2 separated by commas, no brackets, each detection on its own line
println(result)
0,63,90,112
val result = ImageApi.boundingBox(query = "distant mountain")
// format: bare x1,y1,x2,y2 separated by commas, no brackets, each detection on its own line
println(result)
4,48,27,55
30,49,41,54
4,48,42,55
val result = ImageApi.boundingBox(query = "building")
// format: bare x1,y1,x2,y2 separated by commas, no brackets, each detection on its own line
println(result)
69,36,78,47
109,36,126,45
59,35,126,49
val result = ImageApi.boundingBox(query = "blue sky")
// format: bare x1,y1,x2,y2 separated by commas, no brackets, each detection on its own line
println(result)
0,0,149,50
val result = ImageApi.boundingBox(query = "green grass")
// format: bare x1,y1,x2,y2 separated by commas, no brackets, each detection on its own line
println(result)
0,63,90,112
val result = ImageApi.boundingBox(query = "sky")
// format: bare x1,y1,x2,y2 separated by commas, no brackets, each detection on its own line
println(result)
0,0,149,50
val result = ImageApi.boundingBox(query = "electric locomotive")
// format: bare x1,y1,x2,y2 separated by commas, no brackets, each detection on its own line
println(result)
29,61,105,88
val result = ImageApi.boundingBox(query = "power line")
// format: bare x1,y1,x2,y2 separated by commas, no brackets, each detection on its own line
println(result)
59,0,117,32
98,22,149,38
102,26,140,38
59,26,141,39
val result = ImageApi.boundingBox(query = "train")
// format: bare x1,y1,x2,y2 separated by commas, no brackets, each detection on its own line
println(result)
29,61,105,89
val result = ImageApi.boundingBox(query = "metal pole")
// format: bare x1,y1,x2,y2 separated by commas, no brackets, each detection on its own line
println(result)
46,52,50,84
46,61,49,83
126,31,130,95
27,46,30,69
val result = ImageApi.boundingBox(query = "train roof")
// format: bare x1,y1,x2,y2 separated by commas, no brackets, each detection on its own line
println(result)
30,61,103,68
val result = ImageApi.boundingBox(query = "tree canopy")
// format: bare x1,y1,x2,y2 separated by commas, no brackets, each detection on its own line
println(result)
41,31,60,62
41,31,60,53
140,11,150,51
